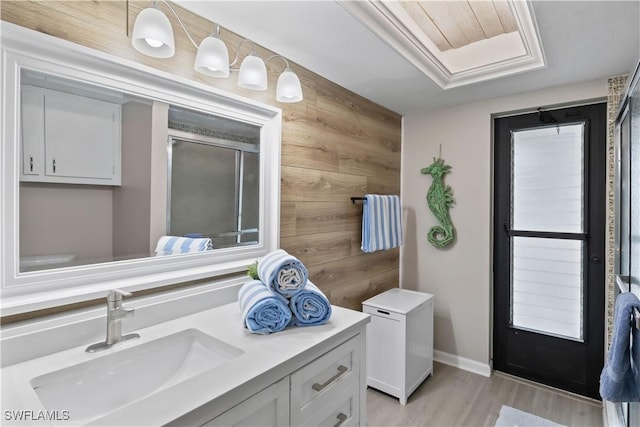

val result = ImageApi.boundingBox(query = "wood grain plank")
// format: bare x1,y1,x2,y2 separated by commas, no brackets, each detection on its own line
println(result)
401,1,452,51
366,174,401,196
308,249,399,293
281,166,367,202
280,202,296,238
419,1,470,49
281,229,361,267
494,0,518,33
293,201,362,236
468,0,506,38
326,269,399,311
448,1,486,44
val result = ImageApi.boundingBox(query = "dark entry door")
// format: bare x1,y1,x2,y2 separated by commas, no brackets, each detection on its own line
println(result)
493,103,606,399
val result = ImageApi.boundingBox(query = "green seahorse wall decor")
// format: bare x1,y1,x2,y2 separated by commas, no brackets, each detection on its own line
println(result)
420,156,456,248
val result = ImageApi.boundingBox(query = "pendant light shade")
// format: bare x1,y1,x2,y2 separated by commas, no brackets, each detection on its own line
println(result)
276,69,303,103
131,6,175,58
238,55,268,91
194,36,229,78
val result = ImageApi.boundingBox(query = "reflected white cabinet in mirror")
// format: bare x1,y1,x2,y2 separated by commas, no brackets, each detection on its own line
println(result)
0,23,281,316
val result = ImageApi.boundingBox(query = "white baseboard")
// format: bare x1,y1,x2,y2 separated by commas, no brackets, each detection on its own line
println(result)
433,350,492,377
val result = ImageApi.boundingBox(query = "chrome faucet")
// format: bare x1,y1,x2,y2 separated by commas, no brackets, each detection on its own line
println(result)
86,289,140,353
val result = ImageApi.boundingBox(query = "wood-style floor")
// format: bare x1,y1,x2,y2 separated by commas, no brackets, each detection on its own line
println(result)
366,362,603,427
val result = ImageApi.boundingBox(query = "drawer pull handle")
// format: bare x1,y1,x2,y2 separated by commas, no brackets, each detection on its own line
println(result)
377,309,390,315
312,365,348,391
333,413,348,427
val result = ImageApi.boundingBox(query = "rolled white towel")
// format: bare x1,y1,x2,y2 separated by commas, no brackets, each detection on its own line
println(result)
257,249,308,297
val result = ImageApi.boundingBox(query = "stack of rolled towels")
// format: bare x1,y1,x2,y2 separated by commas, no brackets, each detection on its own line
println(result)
238,249,332,334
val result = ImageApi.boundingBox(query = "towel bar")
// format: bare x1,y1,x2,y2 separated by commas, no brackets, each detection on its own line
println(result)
351,197,365,204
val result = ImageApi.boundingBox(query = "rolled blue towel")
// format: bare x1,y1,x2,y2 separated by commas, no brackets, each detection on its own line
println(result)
238,280,292,334
289,281,332,327
600,292,640,402
257,249,308,297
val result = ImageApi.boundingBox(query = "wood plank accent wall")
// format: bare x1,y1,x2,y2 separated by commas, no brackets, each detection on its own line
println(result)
1,1,401,314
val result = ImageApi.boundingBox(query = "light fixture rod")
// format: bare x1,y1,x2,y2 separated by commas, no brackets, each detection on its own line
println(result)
229,39,258,67
157,0,199,50
265,55,291,70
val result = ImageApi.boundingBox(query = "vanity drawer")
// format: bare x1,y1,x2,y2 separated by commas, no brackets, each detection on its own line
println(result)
299,380,359,427
290,335,360,425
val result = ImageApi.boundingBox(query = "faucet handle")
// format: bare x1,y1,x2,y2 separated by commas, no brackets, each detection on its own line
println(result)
107,289,132,302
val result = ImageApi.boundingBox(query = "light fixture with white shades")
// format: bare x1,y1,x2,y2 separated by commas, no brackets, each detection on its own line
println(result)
131,0,303,103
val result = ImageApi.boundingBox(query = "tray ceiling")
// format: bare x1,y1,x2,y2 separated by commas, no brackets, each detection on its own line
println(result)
339,0,545,89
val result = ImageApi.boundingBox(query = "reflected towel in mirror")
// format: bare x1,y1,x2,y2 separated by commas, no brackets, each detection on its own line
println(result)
154,236,213,256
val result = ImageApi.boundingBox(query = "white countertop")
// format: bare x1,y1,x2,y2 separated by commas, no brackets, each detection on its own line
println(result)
1,302,369,426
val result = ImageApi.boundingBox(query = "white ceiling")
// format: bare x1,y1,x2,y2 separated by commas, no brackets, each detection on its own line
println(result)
176,0,640,115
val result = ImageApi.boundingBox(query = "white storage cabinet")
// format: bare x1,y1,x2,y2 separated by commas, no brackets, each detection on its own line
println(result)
362,288,434,405
173,332,366,427
21,85,121,186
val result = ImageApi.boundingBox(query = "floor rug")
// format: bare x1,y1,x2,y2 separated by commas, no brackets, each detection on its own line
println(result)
494,405,566,427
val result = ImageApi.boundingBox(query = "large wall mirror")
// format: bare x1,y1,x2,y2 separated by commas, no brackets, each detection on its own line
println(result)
1,23,281,316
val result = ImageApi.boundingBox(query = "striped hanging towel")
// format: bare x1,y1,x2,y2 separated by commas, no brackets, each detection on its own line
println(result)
361,194,403,253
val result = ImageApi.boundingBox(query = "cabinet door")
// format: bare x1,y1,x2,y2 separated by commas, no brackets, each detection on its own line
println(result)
21,87,45,177
44,91,120,182
203,377,289,427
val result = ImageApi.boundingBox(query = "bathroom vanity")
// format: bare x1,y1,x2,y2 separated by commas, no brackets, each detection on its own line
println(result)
1,290,369,426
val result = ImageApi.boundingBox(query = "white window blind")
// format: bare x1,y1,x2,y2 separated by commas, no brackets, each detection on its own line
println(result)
510,123,585,340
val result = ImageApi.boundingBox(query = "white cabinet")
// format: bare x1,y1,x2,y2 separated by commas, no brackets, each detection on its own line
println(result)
204,377,289,427
189,332,366,427
363,288,434,405
21,85,121,185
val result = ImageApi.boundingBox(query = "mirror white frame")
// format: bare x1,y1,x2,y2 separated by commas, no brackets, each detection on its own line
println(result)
0,23,281,316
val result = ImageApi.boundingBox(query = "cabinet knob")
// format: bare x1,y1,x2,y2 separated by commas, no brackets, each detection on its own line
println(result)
29,155,34,172
52,158,56,173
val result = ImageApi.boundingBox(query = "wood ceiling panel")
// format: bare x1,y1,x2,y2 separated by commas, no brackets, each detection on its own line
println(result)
468,1,505,38
417,1,470,49
400,0,520,52
401,1,452,51
493,0,518,33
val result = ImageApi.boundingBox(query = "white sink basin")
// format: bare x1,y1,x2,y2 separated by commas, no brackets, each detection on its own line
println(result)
30,329,243,423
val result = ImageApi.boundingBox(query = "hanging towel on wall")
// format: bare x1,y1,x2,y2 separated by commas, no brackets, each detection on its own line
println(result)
289,281,332,327
599,292,640,402
361,194,403,253
257,249,308,297
238,279,292,334
154,236,213,256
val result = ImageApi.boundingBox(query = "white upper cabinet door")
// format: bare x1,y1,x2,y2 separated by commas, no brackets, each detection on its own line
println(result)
20,86,121,186
20,87,45,177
